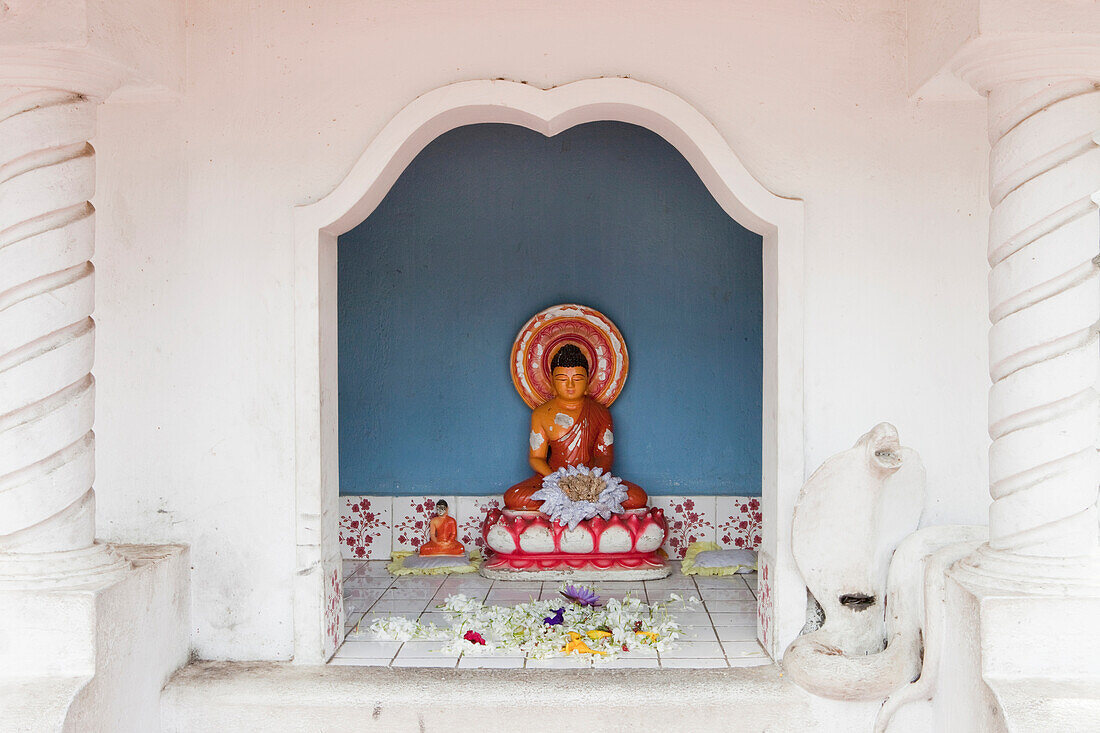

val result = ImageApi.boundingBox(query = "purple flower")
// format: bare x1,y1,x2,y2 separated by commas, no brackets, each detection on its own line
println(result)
560,585,601,607
543,608,565,626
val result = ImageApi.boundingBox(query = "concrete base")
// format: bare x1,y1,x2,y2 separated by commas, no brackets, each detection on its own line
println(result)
0,544,191,733
926,561,1100,732
479,559,671,582
162,660,888,732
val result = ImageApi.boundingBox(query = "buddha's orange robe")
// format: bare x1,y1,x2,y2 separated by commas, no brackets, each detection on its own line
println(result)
419,515,465,556
504,397,648,511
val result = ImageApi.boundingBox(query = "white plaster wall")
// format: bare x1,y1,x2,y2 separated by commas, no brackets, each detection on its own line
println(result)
91,0,991,660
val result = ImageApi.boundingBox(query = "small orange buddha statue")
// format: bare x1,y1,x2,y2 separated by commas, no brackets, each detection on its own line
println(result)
504,344,648,511
418,500,465,556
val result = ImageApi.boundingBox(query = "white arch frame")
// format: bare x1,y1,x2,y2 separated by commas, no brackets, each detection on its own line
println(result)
292,78,805,662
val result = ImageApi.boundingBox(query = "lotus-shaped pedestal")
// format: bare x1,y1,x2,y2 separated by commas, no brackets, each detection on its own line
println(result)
479,506,671,581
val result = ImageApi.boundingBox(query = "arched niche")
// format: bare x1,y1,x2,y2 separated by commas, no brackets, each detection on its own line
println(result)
292,77,805,663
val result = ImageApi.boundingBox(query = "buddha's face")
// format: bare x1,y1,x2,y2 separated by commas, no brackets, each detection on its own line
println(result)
551,366,589,401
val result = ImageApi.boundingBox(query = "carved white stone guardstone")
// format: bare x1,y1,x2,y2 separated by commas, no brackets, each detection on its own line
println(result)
872,524,987,731
783,423,926,699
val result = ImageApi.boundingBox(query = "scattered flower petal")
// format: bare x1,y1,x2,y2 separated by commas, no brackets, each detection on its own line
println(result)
543,608,565,626
370,590,683,660
563,632,608,656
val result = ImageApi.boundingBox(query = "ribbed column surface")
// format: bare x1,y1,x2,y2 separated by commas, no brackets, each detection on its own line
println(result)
0,87,124,585
986,78,1100,559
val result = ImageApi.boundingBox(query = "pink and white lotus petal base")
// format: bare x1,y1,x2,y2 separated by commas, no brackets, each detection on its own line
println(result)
479,507,672,581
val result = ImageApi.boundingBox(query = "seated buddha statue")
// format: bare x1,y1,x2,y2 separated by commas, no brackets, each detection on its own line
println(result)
504,344,648,512
418,499,465,556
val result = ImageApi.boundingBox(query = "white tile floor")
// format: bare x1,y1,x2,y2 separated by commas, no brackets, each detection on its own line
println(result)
331,560,772,669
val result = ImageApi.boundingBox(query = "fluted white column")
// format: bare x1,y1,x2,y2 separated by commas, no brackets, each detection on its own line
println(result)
0,86,127,588
986,78,1100,562
954,42,1100,586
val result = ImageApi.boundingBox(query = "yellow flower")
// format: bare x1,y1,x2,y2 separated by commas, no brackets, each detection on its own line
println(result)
562,632,608,656
586,630,613,640
635,631,659,642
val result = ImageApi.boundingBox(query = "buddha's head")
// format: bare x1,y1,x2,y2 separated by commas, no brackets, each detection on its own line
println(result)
550,344,589,402
434,500,448,517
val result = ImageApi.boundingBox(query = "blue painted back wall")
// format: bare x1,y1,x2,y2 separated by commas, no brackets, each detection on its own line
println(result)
338,122,762,497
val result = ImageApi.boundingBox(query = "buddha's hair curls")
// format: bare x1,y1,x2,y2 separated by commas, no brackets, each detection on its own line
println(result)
551,344,589,372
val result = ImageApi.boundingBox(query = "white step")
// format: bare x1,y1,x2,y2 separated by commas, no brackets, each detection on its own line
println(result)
160,660,870,732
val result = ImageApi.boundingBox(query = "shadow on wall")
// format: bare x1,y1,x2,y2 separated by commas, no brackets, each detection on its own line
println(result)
337,122,762,497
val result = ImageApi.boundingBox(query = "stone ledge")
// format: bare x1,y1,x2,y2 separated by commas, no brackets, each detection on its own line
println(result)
0,676,88,733
0,543,190,732
991,678,1100,731
161,661,874,732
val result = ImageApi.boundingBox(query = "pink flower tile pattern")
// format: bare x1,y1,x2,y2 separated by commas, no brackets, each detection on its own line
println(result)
717,497,762,551
337,494,761,559
757,558,773,655
456,496,501,552
339,496,390,559
325,567,343,655
652,496,715,559
392,497,434,551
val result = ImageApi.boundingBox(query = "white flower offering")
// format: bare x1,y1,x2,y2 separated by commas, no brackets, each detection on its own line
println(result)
364,587,697,660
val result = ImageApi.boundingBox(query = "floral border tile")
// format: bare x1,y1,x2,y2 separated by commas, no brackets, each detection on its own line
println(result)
757,554,773,656
716,496,762,551
456,495,502,552
324,566,343,655
650,496,716,559
339,496,391,560
392,496,456,552
338,494,762,560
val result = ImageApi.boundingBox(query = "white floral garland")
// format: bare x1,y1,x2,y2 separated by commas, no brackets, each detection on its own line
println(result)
362,587,699,661
531,464,628,530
